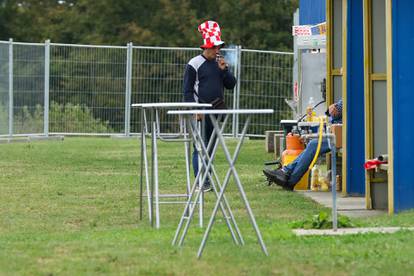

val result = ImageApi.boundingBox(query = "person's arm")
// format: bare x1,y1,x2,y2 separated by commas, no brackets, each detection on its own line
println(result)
183,64,197,102
221,68,237,89
218,57,236,89
335,99,343,116
328,99,343,119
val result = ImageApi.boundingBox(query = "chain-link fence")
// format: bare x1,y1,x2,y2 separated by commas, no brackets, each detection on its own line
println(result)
238,49,294,136
13,42,45,135
50,43,127,135
0,41,10,135
0,40,293,137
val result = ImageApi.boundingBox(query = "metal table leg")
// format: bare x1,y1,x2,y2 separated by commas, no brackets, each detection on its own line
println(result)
189,121,244,246
152,109,160,229
193,118,245,245
172,116,217,245
183,115,192,220
198,120,204,228
135,103,213,228
173,115,243,246
139,108,144,220
150,110,155,227
140,108,153,224
197,115,268,258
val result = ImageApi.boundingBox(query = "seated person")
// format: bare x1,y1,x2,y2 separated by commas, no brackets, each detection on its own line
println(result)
263,99,342,191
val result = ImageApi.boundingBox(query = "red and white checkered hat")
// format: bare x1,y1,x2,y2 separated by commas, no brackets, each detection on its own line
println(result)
198,20,225,49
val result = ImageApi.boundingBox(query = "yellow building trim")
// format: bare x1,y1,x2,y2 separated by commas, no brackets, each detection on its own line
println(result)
326,0,333,180
386,0,394,214
327,0,347,194
327,0,347,195
371,178,388,183
341,0,348,195
332,69,342,75
371,74,387,80
363,0,372,209
326,0,332,106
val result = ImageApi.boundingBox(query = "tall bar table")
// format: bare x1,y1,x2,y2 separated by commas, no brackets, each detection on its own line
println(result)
168,109,273,258
132,102,210,229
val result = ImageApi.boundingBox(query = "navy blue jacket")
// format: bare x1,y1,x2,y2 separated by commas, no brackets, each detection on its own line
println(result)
183,54,236,103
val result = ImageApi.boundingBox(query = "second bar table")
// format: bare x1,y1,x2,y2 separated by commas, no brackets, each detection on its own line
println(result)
168,108,273,258
132,102,211,229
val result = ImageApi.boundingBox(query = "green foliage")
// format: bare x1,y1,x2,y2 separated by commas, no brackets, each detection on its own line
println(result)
291,211,356,229
0,102,8,134
0,0,298,135
0,0,298,51
13,104,44,134
49,101,114,133
4,102,113,134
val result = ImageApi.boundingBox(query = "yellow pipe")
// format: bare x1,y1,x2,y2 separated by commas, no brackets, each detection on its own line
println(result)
308,116,324,171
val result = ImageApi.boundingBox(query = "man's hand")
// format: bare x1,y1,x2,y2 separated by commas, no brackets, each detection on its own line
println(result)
195,114,203,121
328,103,339,117
217,56,228,70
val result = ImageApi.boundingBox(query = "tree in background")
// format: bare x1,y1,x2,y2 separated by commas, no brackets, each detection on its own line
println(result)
0,0,297,135
0,0,298,50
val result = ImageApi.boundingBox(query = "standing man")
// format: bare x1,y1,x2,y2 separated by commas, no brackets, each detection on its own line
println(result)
183,20,237,191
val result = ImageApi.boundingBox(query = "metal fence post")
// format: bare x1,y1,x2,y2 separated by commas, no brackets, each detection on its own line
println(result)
8,38,13,137
233,45,242,137
125,42,133,136
231,47,237,137
44,39,50,136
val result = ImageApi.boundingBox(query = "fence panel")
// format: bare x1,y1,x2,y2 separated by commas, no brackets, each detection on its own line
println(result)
238,49,293,136
130,47,197,134
130,46,239,135
1,40,293,137
0,42,9,135
13,42,45,135
49,44,127,134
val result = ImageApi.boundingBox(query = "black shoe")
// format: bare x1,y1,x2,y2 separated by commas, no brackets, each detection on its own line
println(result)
201,182,212,192
263,168,294,191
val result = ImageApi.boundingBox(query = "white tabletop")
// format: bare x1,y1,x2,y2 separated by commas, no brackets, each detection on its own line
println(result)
168,109,274,115
280,119,298,124
131,102,211,108
298,121,321,127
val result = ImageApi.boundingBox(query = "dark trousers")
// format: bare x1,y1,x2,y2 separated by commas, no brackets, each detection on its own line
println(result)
192,115,216,184
285,138,331,185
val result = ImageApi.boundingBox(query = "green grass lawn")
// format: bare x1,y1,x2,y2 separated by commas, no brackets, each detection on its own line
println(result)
1,137,414,275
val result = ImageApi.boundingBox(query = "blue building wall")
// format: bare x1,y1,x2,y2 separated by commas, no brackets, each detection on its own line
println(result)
346,0,365,195
299,0,414,211
392,0,414,212
299,0,365,195
299,0,326,25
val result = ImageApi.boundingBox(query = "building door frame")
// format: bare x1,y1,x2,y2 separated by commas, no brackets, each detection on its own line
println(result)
363,0,394,213
327,0,347,194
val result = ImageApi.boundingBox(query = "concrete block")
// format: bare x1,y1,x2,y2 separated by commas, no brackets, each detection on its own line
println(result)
265,131,276,153
273,133,284,158
265,130,283,153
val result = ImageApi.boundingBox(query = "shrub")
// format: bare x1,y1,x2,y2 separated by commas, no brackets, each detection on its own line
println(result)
290,211,356,229
14,105,44,134
0,102,8,134
0,102,114,135
49,102,114,133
